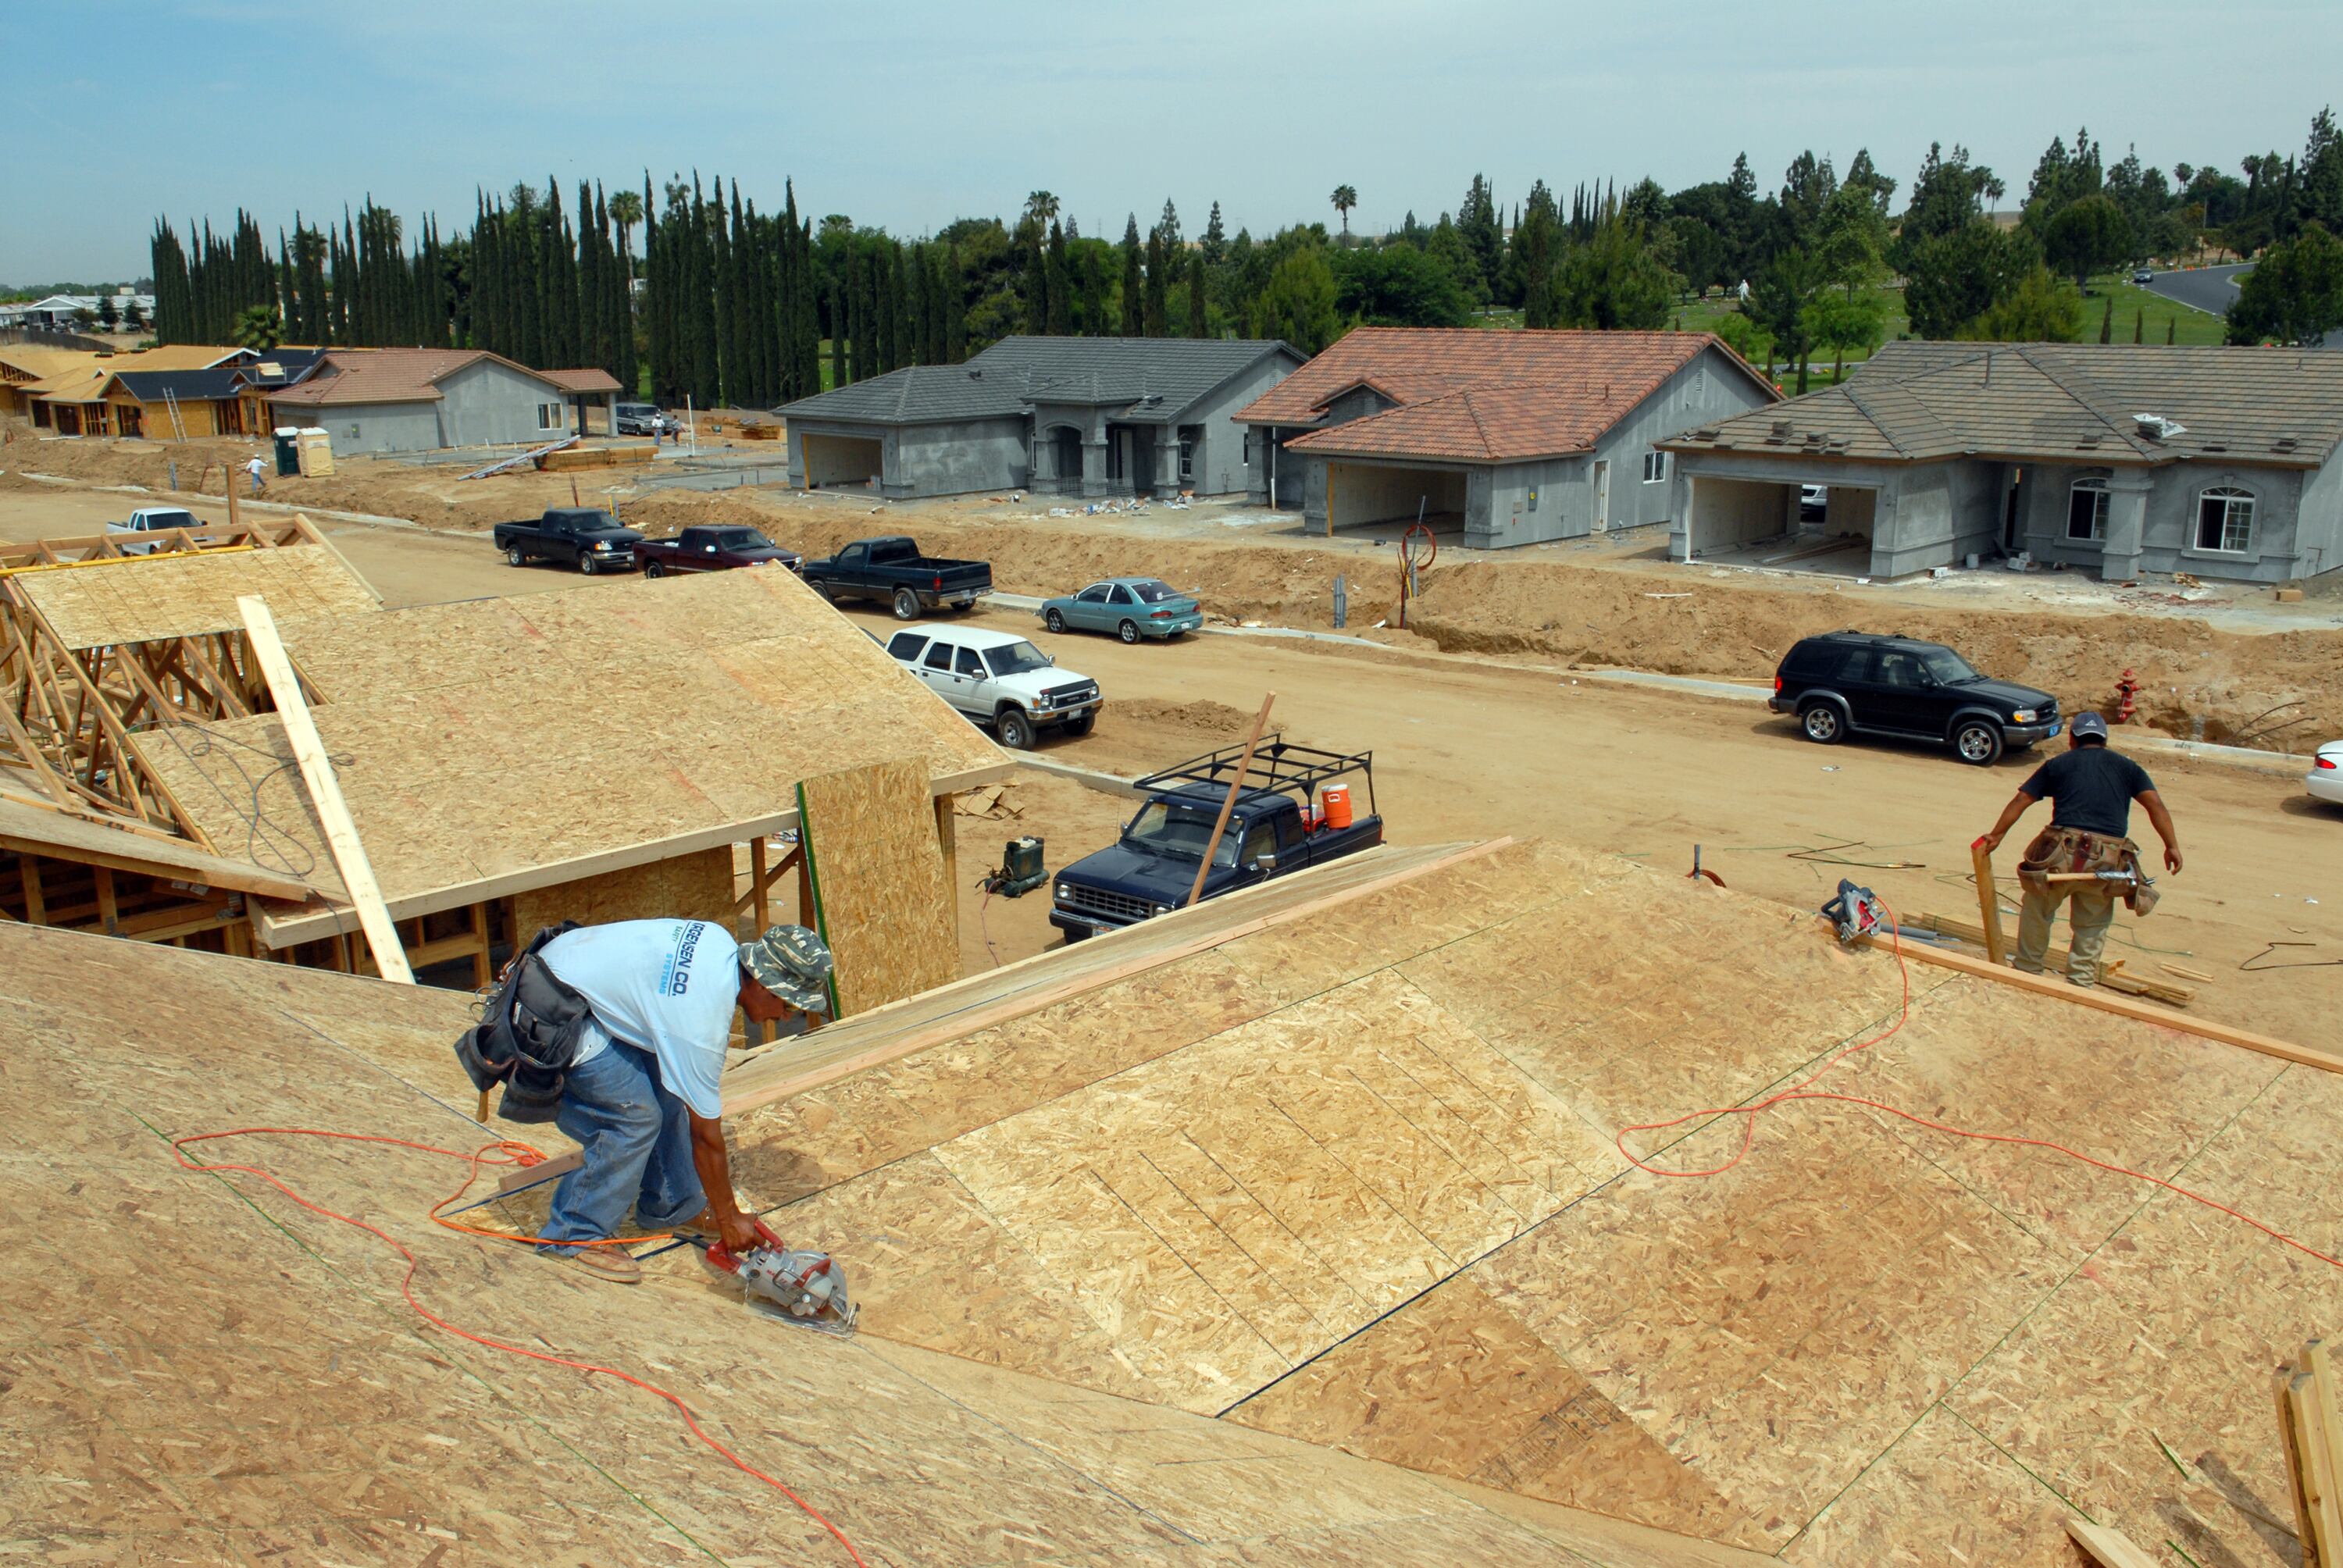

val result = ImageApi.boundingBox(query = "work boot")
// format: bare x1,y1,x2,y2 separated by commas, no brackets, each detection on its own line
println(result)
671,1209,719,1246
562,1246,642,1285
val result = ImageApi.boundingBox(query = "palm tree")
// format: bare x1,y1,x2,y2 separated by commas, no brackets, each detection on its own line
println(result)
1331,184,1358,240
234,305,282,351
608,187,644,290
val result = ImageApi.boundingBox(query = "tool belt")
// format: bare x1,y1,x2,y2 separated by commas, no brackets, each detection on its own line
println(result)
452,923,590,1124
2017,826,2158,917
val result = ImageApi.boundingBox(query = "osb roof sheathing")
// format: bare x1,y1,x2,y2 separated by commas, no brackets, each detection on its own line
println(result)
0,918,1764,1566
133,568,1009,928
14,542,381,650
707,836,2343,1566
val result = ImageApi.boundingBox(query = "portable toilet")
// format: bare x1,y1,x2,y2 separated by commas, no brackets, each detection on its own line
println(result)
272,427,301,477
295,427,334,477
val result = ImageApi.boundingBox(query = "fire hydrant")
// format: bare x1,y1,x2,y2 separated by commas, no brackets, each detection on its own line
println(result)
2113,668,2138,724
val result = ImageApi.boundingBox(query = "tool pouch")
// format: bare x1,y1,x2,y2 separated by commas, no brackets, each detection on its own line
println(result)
2017,828,2154,915
452,923,589,1124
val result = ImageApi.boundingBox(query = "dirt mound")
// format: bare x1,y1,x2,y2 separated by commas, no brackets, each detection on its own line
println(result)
1114,698,1257,736
1407,561,2342,750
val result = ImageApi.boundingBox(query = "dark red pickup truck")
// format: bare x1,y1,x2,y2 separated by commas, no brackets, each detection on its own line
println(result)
635,525,804,579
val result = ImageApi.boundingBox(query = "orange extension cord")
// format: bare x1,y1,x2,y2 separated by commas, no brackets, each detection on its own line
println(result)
169,1128,870,1567
1613,900,2343,1273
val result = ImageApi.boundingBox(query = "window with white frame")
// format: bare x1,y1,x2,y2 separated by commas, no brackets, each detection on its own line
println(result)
1642,451,1667,483
537,401,565,429
2195,486,2254,553
2067,477,2109,541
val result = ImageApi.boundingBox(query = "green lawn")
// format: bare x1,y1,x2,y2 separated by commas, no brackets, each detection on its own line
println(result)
2070,274,2227,345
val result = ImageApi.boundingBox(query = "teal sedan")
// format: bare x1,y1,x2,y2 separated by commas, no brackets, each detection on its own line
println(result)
1039,578,1204,643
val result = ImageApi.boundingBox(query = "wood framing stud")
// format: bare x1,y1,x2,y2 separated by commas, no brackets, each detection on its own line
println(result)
236,594,413,986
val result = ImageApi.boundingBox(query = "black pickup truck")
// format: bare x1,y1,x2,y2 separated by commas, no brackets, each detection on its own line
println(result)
635,524,802,578
1049,739,1384,942
801,536,992,620
494,508,644,575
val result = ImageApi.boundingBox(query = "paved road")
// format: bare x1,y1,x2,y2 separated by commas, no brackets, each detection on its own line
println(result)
2142,262,2343,347
2140,264,2250,316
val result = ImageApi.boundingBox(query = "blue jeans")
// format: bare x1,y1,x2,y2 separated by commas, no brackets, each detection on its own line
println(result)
537,1039,705,1254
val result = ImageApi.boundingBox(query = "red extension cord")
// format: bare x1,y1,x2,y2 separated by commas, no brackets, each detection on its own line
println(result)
169,1128,870,1566
1614,900,2343,1271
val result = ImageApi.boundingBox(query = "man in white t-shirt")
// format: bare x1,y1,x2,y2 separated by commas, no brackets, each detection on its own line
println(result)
534,920,833,1284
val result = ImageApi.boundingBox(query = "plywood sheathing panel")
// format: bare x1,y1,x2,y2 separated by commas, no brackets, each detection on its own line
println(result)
509,843,736,940
798,755,959,1016
130,569,1007,924
781,965,1623,1415
726,946,1281,1206
0,920,1761,1566
1229,1276,1775,1552
15,543,380,650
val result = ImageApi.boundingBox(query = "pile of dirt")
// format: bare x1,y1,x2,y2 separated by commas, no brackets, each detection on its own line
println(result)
1111,698,1257,736
1405,561,2343,750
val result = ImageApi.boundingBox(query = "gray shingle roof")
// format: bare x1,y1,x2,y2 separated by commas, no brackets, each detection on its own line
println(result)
778,336,1297,427
1661,341,2343,468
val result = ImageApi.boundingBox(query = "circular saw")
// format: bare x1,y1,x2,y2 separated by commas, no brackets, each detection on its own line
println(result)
701,1221,858,1336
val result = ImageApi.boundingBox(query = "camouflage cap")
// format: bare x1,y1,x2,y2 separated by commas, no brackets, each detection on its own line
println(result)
740,924,834,1014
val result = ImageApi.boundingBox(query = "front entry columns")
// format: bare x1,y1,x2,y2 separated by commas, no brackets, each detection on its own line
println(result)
1082,438,1108,499
1154,430,1181,498
2101,471,2152,582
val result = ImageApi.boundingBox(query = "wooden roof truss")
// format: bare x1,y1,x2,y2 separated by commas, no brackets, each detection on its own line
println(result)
0,519,326,840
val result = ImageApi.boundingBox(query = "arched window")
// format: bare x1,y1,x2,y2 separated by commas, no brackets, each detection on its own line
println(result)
2067,476,2109,541
2195,486,2254,554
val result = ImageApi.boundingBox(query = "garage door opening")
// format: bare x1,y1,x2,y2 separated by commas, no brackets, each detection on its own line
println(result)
804,433,883,489
1686,476,1878,575
1325,463,1467,539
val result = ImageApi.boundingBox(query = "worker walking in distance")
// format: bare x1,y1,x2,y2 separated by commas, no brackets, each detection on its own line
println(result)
457,919,832,1285
1978,711,2183,986
244,454,267,495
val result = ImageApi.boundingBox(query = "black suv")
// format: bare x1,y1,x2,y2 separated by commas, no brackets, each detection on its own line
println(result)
1770,632,2062,765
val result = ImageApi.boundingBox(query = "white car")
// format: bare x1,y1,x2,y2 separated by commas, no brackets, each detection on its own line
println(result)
106,506,203,555
885,624,1103,750
2310,740,2343,808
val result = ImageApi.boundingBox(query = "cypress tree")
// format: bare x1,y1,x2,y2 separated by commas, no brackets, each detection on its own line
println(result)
1119,216,1143,337
1045,221,1072,334
711,177,736,399
2166,316,2176,344
1187,250,1207,337
2133,306,2144,344
1077,245,1104,337
1143,225,1169,337
2098,294,2114,343
690,175,719,408
829,280,847,387
1022,226,1048,334
942,245,966,362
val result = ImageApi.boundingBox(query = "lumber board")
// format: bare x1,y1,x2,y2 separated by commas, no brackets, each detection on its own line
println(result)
1970,837,2006,965
721,837,1511,1115
1856,927,2341,1073
1912,911,2193,1004
236,595,411,985
1187,692,1274,907
0,794,314,902
795,756,961,1017
2063,1516,2163,1568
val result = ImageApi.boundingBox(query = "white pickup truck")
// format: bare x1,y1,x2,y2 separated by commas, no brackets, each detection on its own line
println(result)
883,624,1102,750
105,507,205,554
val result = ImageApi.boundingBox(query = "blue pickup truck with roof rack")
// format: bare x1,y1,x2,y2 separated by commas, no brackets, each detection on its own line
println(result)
1049,739,1383,941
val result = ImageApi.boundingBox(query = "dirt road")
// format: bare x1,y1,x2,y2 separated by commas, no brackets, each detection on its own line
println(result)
2,483,2333,1041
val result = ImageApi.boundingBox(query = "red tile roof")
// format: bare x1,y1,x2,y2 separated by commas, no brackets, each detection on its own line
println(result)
269,347,565,407
540,367,624,394
1234,327,1775,464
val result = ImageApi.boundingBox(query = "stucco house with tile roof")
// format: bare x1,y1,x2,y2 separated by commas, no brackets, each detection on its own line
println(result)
266,347,605,454
776,336,1303,500
1659,340,2343,582
1230,327,1779,547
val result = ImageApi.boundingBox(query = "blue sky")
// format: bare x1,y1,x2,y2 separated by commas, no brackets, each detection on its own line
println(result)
6,0,2337,283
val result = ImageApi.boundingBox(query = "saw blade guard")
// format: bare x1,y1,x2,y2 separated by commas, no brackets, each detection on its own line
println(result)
704,1230,858,1336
